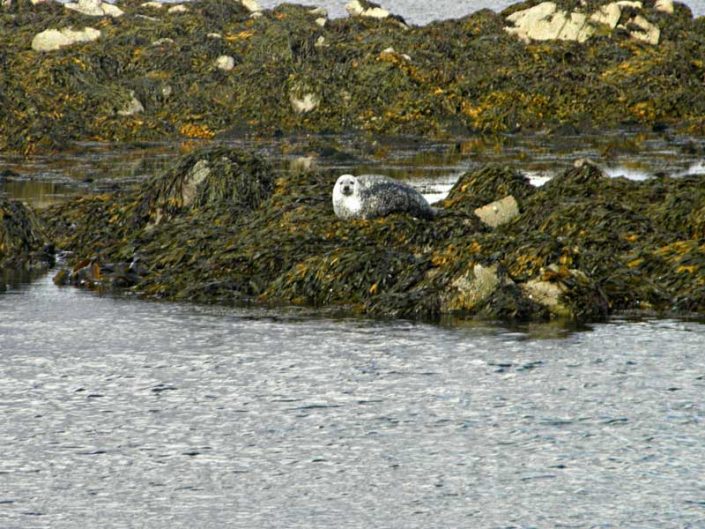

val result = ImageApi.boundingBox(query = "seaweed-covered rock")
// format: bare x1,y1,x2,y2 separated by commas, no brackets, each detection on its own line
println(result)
0,198,54,273
2,0,705,152
135,146,274,226
40,146,705,323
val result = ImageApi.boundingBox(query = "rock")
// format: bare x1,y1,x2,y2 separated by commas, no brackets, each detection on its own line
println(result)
315,17,327,27
117,93,144,116
522,278,571,317
380,47,411,62
655,0,674,13
215,55,236,71
346,0,408,28
473,195,520,228
625,14,660,45
31,27,101,52
309,7,327,17
151,38,175,46
315,36,327,48
442,264,502,313
241,0,261,13
168,4,188,13
65,0,124,18
140,1,162,8
505,1,664,45
346,0,389,19
180,160,211,208
290,92,320,114
207,32,222,39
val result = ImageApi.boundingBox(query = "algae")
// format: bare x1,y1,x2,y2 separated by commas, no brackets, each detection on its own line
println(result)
2,0,705,153
39,145,705,323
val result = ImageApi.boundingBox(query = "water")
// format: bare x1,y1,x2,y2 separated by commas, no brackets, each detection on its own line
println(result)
253,0,705,24
2,275,705,528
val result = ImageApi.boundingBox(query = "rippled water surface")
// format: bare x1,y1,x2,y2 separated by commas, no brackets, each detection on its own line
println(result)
2,275,705,528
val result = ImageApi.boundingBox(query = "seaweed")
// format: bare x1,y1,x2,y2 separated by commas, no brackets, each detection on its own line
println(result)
2,0,705,152
39,145,705,323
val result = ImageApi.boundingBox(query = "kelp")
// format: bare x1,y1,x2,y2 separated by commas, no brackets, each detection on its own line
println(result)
40,145,705,322
1,0,705,152
0,198,54,274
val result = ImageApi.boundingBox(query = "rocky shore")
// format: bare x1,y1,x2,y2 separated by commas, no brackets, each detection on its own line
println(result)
31,146,705,323
1,0,705,152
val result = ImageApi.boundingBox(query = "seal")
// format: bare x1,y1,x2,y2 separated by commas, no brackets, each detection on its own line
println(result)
332,174,437,220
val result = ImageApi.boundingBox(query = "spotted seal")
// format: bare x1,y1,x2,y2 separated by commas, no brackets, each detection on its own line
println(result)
332,174,437,220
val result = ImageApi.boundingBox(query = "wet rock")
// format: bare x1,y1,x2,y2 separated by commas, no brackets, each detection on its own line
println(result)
65,0,124,18
441,264,503,313
31,27,101,52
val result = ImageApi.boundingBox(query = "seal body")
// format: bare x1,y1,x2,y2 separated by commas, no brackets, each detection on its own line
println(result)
332,174,436,220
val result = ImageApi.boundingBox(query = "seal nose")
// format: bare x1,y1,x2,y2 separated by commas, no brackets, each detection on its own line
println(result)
342,184,352,196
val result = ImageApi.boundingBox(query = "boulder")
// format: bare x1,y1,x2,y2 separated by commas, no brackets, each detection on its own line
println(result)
31,27,101,52
505,1,664,45
65,0,124,18
474,195,520,228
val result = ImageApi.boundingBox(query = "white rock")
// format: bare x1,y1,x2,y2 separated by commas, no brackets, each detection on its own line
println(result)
655,0,674,13
168,4,188,13
151,37,175,46
474,195,520,228
346,0,389,19
140,1,162,8
315,17,327,27
624,14,660,45
290,92,319,114
117,93,144,116
65,0,124,17
309,7,327,17
215,55,235,71
241,0,261,12
505,0,660,45
207,32,222,39
315,36,326,48
31,27,101,52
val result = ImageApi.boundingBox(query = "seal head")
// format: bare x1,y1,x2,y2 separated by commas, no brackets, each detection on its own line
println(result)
332,174,436,220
